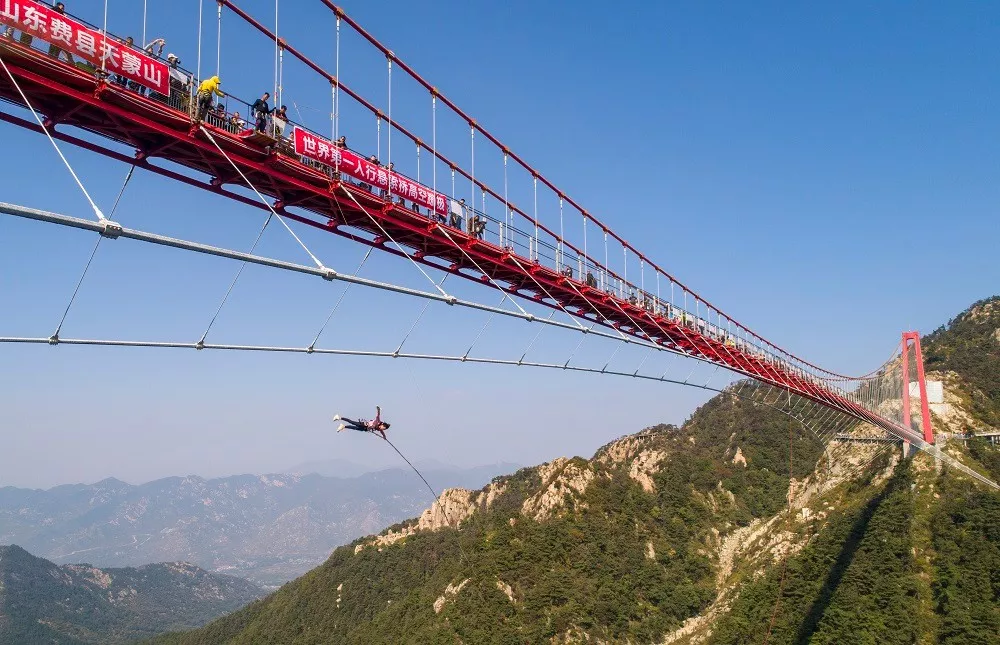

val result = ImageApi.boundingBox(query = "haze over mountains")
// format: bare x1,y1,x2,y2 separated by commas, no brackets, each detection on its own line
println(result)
0,462,518,586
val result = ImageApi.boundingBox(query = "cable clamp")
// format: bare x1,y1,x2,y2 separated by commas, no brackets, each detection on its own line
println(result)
48,334,59,345
99,220,123,239
322,267,338,281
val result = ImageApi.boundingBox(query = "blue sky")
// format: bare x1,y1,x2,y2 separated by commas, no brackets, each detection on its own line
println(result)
0,0,996,488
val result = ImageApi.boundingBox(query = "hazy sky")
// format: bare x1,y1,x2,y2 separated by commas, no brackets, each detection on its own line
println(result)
1,1,997,489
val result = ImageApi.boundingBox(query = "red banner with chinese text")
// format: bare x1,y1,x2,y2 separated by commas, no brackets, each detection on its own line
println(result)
0,0,169,95
294,127,447,214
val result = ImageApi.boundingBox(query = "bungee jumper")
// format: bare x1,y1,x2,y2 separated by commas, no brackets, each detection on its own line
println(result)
332,407,438,501
334,406,390,439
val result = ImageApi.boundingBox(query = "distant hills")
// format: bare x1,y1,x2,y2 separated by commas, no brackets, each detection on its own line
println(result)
0,463,518,586
0,544,263,645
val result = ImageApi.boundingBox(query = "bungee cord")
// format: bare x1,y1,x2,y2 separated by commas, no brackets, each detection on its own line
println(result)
381,435,439,502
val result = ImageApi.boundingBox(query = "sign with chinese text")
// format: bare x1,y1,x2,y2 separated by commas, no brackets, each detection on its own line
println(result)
0,0,169,95
294,127,446,214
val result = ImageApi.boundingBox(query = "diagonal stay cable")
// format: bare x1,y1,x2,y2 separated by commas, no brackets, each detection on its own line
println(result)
518,310,557,364
0,52,105,222
339,185,451,300
198,213,273,346
0,201,693,354
434,226,530,318
460,291,510,360
395,273,449,356
200,126,325,269
506,258,587,329
309,247,374,351
51,166,136,341
0,199,863,391
562,329,593,369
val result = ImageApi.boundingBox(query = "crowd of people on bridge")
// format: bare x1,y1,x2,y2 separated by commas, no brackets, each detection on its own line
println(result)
1,1,786,362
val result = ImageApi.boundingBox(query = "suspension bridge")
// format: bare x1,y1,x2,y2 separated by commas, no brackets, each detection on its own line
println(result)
0,0,994,489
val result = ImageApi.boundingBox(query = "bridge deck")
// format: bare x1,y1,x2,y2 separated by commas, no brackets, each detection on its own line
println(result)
0,36,916,443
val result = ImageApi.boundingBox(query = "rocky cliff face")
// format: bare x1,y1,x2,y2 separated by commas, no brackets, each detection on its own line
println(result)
355,437,668,554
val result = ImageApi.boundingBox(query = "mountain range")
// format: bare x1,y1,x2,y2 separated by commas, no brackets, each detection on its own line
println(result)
0,463,518,586
148,296,1000,644
0,544,263,645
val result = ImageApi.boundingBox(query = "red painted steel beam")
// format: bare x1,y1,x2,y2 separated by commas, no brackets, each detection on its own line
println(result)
0,45,915,440
219,1,630,292
316,1,872,381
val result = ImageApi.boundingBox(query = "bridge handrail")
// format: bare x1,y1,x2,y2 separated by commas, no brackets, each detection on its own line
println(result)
3,0,882,389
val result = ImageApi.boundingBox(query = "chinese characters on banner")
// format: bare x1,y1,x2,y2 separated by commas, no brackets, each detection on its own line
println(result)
0,0,169,95
294,127,447,214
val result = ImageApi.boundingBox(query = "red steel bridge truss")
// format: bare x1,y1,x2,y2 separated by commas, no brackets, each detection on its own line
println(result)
0,0,993,488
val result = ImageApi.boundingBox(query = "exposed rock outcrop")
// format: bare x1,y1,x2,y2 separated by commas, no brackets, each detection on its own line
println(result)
496,579,515,603
356,480,507,553
521,458,594,521
597,432,667,492
433,578,470,614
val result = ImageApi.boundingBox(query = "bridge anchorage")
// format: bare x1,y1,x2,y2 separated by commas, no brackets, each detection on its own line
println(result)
0,0,994,489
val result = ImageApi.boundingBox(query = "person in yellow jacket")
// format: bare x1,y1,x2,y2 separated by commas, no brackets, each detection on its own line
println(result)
195,75,224,121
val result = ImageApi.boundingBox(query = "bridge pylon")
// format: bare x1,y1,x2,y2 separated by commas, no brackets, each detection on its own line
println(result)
901,331,934,453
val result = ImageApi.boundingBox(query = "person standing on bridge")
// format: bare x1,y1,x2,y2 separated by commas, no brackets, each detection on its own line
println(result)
196,75,224,121
251,92,272,133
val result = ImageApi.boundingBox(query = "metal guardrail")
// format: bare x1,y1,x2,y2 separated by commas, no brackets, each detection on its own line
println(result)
1,2,776,362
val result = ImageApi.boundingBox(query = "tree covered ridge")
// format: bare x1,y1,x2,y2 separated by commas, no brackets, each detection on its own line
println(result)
711,445,1000,645
145,293,1000,644
923,294,1000,427
147,390,825,645
0,545,263,645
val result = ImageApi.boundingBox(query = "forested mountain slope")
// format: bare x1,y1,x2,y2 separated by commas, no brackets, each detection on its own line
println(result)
706,296,1000,645
148,386,830,644
0,545,262,645
149,297,1000,644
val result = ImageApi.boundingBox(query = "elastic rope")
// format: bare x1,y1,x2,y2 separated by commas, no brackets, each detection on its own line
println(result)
382,435,439,501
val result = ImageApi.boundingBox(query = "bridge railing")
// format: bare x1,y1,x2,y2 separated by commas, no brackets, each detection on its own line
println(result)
1,1,868,403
